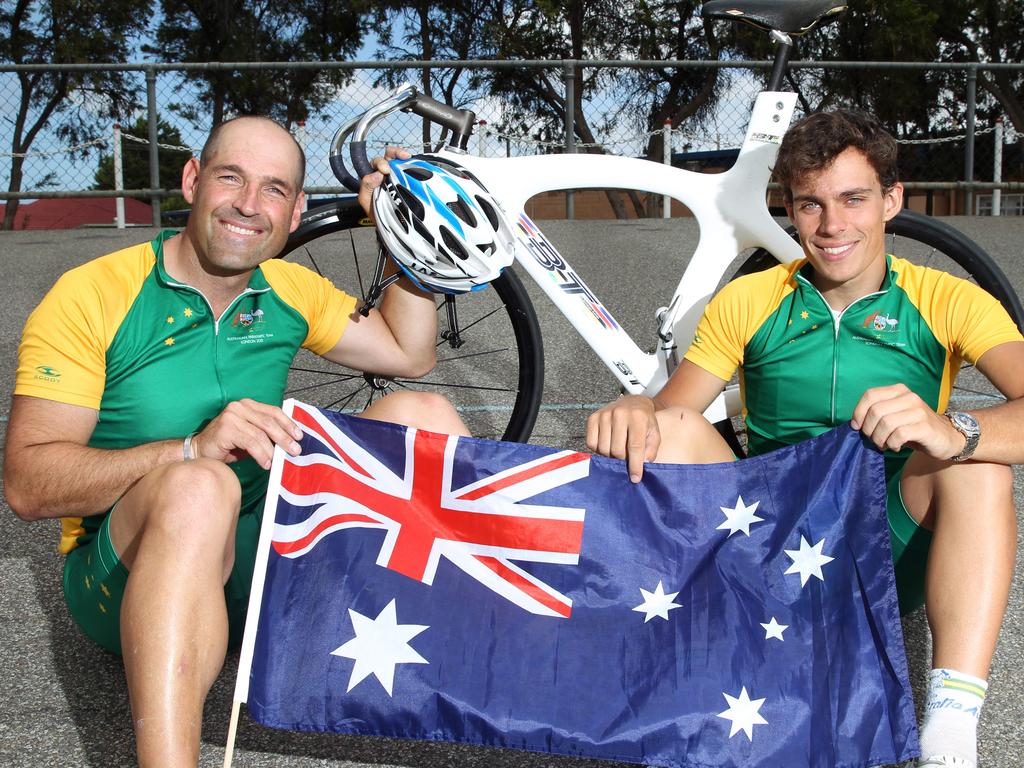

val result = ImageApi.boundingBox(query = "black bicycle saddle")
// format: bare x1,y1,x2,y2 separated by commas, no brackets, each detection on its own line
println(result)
702,0,847,35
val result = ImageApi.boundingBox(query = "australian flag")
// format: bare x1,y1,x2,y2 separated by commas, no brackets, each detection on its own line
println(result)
237,399,919,768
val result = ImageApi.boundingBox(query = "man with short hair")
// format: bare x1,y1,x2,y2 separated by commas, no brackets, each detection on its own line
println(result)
3,115,463,766
587,109,1023,768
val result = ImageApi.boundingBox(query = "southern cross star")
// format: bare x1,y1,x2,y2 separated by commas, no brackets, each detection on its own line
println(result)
760,616,788,641
784,535,835,586
331,598,428,696
632,581,682,622
718,686,768,740
717,495,763,537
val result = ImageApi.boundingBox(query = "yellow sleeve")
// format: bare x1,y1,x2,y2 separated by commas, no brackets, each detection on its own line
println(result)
15,244,154,409
684,263,798,380
893,257,1024,364
261,259,359,355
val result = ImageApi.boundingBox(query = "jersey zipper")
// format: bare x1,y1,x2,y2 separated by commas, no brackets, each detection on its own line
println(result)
796,274,887,425
164,280,272,404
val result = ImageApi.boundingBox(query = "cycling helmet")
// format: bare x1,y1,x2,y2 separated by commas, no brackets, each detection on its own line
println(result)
372,154,517,294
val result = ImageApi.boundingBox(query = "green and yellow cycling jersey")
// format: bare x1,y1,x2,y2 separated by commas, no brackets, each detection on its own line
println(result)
15,231,357,554
685,255,1022,465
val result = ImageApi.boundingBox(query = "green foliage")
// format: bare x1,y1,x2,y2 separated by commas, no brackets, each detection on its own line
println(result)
370,0,498,147
484,0,725,157
1,0,151,228
93,116,190,210
932,0,1024,133
725,0,942,134
149,0,367,127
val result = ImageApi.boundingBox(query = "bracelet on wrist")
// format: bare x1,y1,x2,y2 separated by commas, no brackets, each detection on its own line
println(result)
183,432,198,461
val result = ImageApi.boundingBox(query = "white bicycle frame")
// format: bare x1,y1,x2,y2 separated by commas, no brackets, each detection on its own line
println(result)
352,89,805,423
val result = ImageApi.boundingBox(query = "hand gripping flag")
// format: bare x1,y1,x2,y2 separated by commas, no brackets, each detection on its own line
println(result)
232,399,919,768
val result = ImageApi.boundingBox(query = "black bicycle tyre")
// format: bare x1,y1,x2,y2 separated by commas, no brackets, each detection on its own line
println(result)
279,200,546,444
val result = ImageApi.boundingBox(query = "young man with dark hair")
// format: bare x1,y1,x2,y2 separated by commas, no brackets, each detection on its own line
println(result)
4,115,462,767
587,109,1023,768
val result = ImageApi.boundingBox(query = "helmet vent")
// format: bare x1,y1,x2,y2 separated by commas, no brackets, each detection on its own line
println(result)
447,198,477,227
396,185,425,220
475,196,500,230
405,166,433,181
440,227,471,260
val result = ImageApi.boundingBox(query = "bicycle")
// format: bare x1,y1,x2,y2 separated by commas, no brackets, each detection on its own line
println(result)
280,0,1024,451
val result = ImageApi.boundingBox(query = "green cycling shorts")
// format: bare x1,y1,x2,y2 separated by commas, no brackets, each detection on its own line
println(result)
62,504,262,656
887,464,932,616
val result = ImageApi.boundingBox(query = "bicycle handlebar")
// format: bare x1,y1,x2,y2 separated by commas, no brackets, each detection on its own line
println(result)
329,116,363,192
335,83,479,188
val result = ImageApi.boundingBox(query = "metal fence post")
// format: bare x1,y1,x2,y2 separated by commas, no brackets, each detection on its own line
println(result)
564,62,575,221
663,119,672,218
295,120,308,210
964,66,977,215
993,117,1003,217
113,123,125,229
146,67,161,228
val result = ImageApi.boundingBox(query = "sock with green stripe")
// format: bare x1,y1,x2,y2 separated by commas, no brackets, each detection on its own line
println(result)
918,668,987,765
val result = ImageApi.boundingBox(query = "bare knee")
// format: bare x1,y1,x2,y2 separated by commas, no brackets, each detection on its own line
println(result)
653,407,734,464
360,390,469,435
903,455,1014,530
117,460,241,568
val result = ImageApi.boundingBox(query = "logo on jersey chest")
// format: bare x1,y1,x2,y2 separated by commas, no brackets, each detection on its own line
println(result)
863,311,899,333
228,306,274,345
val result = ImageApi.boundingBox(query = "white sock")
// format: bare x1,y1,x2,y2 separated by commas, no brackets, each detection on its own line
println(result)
918,668,987,765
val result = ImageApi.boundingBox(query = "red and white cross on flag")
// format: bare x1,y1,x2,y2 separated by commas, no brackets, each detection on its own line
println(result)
271,403,591,618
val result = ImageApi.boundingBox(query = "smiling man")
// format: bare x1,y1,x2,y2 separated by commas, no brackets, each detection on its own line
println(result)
586,110,1024,768
3,116,466,767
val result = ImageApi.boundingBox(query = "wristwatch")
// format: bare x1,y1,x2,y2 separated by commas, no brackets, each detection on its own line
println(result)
945,411,980,462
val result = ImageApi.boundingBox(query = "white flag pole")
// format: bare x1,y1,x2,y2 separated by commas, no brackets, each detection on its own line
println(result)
223,397,298,768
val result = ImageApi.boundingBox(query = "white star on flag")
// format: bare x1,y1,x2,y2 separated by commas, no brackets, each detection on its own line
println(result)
632,581,682,622
331,598,428,696
761,617,788,641
718,686,769,740
717,495,763,537
784,535,835,586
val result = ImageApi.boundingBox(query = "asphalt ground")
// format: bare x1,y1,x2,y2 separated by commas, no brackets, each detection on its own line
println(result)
1,218,1022,767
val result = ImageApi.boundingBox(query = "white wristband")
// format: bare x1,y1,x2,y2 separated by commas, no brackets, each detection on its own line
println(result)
183,432,198,461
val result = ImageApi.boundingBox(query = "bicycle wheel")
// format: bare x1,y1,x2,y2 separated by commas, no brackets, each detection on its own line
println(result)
279,199,545,443
719,209,1024,452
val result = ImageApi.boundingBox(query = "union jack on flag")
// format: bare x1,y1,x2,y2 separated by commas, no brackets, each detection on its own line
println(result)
272,402,590,617
236,401,919,768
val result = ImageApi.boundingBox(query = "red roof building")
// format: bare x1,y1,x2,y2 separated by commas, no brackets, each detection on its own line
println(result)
0,197,153,230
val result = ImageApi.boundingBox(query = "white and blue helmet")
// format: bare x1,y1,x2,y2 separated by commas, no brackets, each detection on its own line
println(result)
372,154,517,294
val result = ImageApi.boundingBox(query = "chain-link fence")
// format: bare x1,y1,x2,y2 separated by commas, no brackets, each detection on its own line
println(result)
2,60,1022,228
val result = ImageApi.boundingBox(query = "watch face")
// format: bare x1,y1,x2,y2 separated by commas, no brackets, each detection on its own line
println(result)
951,411,980,432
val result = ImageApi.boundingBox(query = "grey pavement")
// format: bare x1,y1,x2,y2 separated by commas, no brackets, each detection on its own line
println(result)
1,218,1022,767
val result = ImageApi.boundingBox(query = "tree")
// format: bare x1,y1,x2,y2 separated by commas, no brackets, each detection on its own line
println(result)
150,0,367,128
93,116,190,210
933,0,1024,133
371,0,495,149
724,0,942,136
485,0,729,217
1,0,151,230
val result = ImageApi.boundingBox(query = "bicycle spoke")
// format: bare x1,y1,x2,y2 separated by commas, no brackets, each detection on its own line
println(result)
306,247,324,277
327,386,369,412
288,366,362,379
436,347,513,364
391,378,516,393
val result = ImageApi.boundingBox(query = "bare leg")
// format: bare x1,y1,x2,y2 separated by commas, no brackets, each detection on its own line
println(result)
359,390,471,436
109,459,242,768
652,407,736,464
901,454,1017,677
